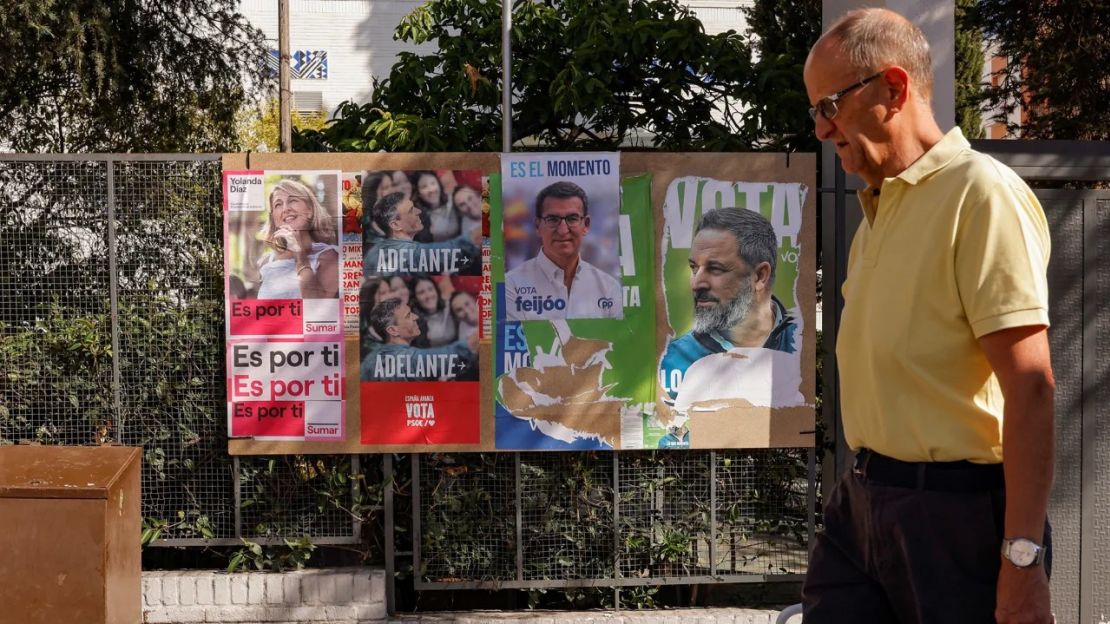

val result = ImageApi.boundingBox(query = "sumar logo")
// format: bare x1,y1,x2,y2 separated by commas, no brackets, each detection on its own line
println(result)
597,297,614,310
515,294,567,313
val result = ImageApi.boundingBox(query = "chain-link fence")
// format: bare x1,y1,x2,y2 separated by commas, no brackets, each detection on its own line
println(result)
412,450,812,591
0,155,813,603
0,155,360,546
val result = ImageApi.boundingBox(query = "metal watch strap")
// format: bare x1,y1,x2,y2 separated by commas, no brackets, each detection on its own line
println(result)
1002,538,1046,567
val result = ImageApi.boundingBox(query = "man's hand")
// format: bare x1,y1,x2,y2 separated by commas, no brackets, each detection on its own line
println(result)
995,562,1052,624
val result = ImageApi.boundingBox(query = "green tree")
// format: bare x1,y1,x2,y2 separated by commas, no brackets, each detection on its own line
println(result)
978,0,1110,140
954,0,985,139
0,0,268,152
237,99,329,152
741,0,821,152
301,0,826,152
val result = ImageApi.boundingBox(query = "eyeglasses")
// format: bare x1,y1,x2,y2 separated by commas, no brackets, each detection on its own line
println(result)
539,214,585,228
808,71,885,121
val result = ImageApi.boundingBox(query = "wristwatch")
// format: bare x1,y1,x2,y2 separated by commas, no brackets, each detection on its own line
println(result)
1001,537,1045,568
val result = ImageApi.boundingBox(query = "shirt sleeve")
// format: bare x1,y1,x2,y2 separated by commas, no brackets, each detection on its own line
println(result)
955,176,1051,338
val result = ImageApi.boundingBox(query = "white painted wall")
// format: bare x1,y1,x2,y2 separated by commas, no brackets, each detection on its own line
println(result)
240,0,425,116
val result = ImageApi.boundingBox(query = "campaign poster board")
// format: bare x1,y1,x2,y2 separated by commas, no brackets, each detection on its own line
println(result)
225,153,500,455
642,153,816,449
493,173,656,449
224,170,346,442
223,153,814,454
500,153,624,321
357,169,484,445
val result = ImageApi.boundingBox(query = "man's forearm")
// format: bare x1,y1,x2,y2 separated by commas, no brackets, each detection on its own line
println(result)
1001,374,1054,543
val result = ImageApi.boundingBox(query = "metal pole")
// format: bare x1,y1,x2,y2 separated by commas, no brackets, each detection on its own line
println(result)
105,158,123,441
514,452,523,582
384,454,396,615
709,451,717,577
501,0,512,152
807,448,817,551
412,455,422,588
350,455,362,540
233,457,242,539
278,0,293,152
613,453,621,609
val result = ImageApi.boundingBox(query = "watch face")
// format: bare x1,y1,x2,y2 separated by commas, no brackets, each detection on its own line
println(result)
1008,539,1039,566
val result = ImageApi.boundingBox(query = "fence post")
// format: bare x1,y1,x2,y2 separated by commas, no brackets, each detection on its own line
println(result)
709,451,717,577
384,454,395,614
106,158,124,439
515,452,523,582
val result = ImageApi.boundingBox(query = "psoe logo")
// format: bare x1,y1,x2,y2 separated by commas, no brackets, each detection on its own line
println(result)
515,294,567,313
597,297,614,310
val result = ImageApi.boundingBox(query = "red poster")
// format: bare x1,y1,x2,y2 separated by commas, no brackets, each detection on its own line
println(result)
360,382,480,445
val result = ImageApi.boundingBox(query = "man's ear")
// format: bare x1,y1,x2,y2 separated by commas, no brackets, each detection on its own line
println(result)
883,66,911,112
385,324,400,338
754,262,773,291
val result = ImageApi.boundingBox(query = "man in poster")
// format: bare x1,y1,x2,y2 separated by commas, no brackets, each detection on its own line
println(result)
361,297,478,382
504,181,623,321
659,207,797,402
365,193,481,276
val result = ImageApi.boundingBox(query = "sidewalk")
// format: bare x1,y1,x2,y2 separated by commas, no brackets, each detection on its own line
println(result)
390,608,798,624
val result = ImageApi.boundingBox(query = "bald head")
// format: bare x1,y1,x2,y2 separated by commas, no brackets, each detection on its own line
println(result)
816,8,934,104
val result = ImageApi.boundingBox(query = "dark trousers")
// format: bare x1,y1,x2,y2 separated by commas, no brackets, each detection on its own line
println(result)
802,449,1051,624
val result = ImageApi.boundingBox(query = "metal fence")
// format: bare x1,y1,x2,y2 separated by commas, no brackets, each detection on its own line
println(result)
406,450,813,597
0,154,360,546
0,154,813,607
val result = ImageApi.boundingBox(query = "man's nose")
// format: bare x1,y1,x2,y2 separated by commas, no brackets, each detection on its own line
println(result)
690,268,708,289
814,113,836,142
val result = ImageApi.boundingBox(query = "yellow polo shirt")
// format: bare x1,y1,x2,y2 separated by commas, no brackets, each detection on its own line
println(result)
837,128,1050,463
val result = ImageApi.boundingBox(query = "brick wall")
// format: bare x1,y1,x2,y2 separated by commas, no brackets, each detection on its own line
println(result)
142,568,386,624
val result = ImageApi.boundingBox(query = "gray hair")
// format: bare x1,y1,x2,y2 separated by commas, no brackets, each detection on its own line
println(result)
696,207,778,288
826,8,934,103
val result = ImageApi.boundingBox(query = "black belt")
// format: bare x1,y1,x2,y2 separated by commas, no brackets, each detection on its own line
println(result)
853,448,1004,492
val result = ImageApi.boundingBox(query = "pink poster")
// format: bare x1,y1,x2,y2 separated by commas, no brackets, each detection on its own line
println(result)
223,170,345,441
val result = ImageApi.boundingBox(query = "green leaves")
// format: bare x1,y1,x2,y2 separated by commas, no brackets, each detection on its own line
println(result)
0,0,268,151
978,0,1110,139
302,0,819,152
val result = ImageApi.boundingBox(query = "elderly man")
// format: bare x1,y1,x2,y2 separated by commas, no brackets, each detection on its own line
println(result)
364,192,480,276
659,207,796,403
802,8,1054,624
504,180,623,320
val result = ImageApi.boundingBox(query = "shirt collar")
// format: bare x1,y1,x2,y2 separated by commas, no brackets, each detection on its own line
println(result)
894,126,969,186
856,126,970,225
535,248,581,282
